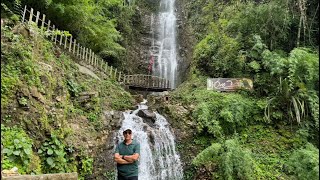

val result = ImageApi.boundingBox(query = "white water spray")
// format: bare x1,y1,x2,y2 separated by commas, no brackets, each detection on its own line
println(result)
115,100,183,179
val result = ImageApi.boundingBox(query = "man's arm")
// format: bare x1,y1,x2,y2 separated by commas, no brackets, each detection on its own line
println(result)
114,153,132,164
123,153,139,163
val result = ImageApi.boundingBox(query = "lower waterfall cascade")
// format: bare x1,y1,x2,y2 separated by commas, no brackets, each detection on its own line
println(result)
115,100,183,180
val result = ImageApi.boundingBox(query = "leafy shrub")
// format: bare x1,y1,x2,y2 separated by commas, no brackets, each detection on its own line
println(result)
104,170,116,180
263,48,319,125
193,30,242,77
192,138,258,180
79,157,93,179
221,139,256,180
286,143,319,179
192,91,266,137
38,134,71,173
192,143,222,167
1,124,35,174
66,79,81,97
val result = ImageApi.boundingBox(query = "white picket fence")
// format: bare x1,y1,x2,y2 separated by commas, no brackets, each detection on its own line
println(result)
20,5,124,82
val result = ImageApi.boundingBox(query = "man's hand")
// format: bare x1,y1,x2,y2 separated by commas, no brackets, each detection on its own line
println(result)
123,153,140,163
114,153,131,164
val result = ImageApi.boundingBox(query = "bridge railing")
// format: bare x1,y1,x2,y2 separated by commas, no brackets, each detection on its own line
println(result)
124,74,170,89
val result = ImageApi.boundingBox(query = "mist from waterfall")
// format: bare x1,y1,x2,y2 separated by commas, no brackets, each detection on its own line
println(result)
150,0,178,89
115,100,183,180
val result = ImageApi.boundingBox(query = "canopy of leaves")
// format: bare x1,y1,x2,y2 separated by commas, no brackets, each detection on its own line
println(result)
11,0,137,67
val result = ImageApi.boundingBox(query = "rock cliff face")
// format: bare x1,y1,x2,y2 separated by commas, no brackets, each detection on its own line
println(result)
175,0,195,84
124,6,154,75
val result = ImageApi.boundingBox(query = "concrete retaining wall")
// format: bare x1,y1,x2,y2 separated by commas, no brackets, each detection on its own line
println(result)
2,172,78,180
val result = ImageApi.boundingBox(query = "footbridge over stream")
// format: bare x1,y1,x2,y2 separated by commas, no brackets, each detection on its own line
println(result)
123,74,171,92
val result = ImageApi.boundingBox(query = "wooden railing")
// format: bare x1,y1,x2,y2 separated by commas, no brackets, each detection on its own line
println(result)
20,5,171,91
124,75,171,89
20,5,124,81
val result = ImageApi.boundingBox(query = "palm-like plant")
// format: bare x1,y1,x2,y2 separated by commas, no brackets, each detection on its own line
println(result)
265,77,306,124
264,48,318,125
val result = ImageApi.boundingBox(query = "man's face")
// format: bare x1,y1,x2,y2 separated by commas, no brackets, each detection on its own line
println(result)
123,130,132,140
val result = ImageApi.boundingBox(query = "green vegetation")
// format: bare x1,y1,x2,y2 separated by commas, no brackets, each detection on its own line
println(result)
1,14,134,178
37,134,73,173
171,0,319,179
2,0,156,69
1,125,36,174
1,0,319,179
287,143,319,179
193,139,257,180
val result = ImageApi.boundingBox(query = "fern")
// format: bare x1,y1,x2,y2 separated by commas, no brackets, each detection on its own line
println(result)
192,143,222,167
192,139,258,180
286,143,319,179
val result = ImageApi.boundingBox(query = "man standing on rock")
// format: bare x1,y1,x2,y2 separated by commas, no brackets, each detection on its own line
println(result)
114,129,140,180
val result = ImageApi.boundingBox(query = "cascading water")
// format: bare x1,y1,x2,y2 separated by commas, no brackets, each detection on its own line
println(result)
115,100,183,180
150,0,178,89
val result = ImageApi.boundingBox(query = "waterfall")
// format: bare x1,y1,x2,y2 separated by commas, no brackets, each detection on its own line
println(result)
150,0,178,89
115,100,183,179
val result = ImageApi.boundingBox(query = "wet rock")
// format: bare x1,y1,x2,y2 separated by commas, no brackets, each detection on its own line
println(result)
137,109,156,121
137,109,156,127
138,109,156,119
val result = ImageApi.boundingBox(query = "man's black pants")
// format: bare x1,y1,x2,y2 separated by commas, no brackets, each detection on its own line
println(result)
117,174,138,180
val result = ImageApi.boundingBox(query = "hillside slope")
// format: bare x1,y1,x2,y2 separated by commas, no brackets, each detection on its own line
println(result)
1,21,135,179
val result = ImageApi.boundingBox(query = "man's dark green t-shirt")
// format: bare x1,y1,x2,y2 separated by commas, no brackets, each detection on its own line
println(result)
115,139,140,177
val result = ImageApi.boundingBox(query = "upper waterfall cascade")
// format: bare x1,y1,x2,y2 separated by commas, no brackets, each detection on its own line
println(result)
150,0,178,89
115,100,183,179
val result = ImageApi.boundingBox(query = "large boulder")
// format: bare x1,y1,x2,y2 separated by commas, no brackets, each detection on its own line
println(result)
137,109,156,126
